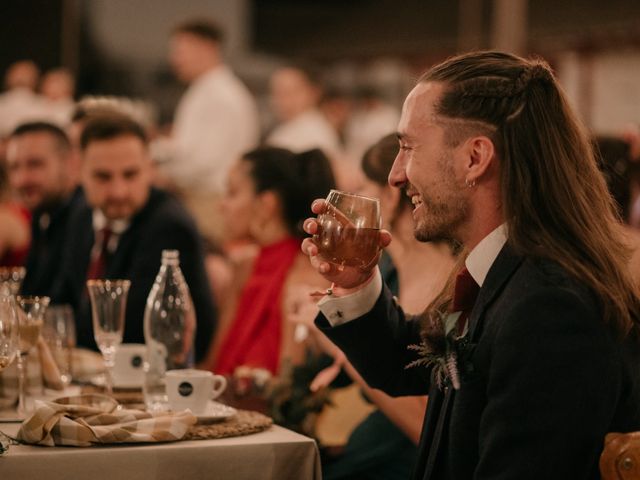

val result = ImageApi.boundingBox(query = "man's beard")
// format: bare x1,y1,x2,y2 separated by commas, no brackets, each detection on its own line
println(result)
412,190,467,245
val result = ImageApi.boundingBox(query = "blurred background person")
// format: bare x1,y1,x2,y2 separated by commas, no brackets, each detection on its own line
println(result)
53,113,216,363
39,67,76,126
68,96,159,191
0,155,30,266
266,64,342,158
162,18,260,245
0,60,46,139
266,63,361,191
204,147,335,380
594,135,640,282
345,87,400,165
318,86,354,151
5,121,84,295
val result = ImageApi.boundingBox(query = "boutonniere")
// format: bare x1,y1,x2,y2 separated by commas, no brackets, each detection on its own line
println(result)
406,311,469,390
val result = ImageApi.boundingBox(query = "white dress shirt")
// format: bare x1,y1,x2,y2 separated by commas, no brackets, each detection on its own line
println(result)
266,109,342,158
319,224,508,326
167,65,260,194
92,209,130,255
0,88,48,137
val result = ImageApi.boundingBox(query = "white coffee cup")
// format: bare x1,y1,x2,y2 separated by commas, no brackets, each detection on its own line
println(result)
112,343,146,388
166,369,227,415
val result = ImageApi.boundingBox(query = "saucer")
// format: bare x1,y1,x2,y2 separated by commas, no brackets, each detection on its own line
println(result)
193,401,237,424
112,378,144,390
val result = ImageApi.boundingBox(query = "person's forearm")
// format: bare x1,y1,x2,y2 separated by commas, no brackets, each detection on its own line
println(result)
342,359,426,444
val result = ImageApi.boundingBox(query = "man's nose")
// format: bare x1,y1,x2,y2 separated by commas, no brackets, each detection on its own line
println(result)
388,154,407,188
108,178,128,199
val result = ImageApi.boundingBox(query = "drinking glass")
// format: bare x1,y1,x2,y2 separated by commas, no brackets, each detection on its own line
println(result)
0,267,26,296
86,279,130,396
43,305,76,387
312,189,382,281
15,295,50,415
0,287,19,373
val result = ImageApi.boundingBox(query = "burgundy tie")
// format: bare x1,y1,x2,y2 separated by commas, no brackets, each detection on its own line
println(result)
86,227,112,280
450,267,480,335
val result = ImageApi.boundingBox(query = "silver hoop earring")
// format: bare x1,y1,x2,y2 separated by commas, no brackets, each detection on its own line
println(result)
465,178,476,188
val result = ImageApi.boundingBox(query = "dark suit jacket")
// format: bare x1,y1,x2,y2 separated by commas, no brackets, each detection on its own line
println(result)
53,188,216,363
21,187,86,297
317,246,640,480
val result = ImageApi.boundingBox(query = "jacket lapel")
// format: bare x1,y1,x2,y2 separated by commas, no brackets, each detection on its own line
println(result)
468,245,523,341
414,246,524,480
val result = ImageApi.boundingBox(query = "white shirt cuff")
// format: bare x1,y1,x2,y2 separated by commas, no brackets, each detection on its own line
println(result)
317,268,383,326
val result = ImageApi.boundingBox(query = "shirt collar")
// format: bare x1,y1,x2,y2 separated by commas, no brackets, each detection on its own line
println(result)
92,209,130,235
465,223,507,287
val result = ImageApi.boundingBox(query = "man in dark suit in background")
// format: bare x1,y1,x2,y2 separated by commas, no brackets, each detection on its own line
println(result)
53,114,216,363
6,121,85,296
302,51,640,479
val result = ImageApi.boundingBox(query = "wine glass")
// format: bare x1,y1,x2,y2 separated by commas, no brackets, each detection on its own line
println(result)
312,189,382,286
0,286,19,373
15,295,50,415
0,267,26,296
42,305,76,387
86,279,130,396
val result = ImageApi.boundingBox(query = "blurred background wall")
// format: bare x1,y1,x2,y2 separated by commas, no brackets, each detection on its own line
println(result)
1,0,640,133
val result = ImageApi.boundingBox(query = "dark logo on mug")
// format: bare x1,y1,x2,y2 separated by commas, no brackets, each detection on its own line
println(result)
131,355,143,368
178,381,193,397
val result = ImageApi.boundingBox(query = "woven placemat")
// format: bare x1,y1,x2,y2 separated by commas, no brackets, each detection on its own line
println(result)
185,410,273,440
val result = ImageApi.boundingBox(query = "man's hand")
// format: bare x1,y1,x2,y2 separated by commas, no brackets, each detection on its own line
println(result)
301,199,391,290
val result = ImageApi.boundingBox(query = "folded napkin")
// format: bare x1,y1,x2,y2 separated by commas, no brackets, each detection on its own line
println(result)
18,394,197,446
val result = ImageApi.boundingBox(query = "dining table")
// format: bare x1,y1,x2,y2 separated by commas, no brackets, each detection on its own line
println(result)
0,382,322,480
0,420,321,480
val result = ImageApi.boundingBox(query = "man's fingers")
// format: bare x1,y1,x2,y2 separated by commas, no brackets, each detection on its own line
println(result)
311,199,327,214
303,218,318,234
301,237,317,256
379,229,392,248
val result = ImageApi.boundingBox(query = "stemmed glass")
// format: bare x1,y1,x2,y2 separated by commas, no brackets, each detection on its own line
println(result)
0,286,20,373
312,189,382,287
86,279,130,396
15,295,50,416
0,267,26,296
42,305,76,387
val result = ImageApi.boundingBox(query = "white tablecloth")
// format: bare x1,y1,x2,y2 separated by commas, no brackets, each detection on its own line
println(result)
0,423,321,480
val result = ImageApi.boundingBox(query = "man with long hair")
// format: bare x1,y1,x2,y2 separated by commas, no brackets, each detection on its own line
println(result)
302,51,640,479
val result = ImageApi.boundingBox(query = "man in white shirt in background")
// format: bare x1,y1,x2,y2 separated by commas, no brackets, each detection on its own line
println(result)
164,18,259,244
267,64,342,159
0,60,46,139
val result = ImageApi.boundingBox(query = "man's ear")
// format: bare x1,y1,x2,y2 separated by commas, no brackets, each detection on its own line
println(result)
464,135,496,183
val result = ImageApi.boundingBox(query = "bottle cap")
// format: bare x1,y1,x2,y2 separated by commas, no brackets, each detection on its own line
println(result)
161,249,180,264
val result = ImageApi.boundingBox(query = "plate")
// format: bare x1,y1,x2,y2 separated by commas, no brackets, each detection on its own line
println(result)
194,401,237,424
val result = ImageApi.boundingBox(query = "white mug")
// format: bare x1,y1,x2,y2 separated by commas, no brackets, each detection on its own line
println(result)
112,343,146,388
166,369,227,415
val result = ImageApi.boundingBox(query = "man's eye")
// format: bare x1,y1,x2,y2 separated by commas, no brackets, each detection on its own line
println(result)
93,173,110,182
